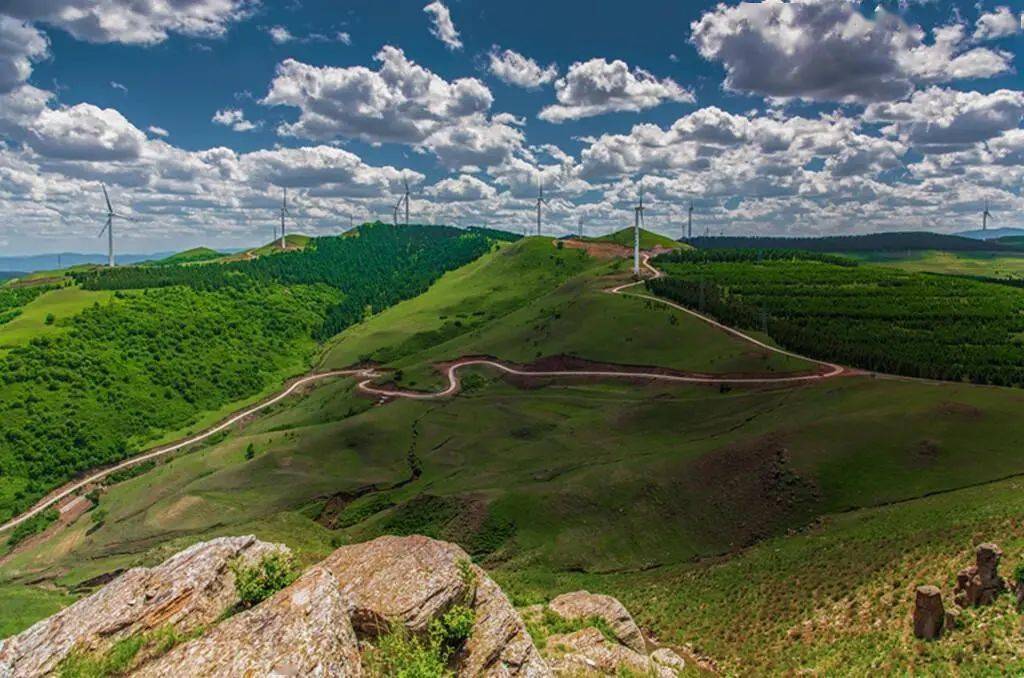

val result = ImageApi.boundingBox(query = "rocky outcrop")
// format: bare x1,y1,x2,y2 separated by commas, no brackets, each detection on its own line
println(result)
548,591,646,654
0,535,281,677
954,543,1006,608
1,534,684,677
913,585,945,640
135,566,361,677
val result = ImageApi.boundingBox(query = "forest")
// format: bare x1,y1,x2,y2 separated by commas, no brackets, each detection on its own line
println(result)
686,232,1021,253
650,252,1024,386
0,224,508,522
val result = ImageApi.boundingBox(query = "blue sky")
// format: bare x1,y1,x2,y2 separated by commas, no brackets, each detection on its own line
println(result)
1,0,1023,254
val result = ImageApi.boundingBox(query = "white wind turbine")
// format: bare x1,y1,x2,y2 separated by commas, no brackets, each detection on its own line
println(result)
278,187,290,249
633,181,646,276
982,199,993,232
393,174,411,226
536,172,548,236
97,184,135,267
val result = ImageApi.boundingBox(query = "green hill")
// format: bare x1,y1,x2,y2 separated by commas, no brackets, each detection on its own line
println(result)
244,234,312,258
151,247,224,266
586,227,684,250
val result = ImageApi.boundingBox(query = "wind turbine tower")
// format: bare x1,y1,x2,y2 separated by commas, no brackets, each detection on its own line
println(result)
687,201,694,240
403,176,410,226
536,174,548,236
279,187,289,249
633,182,645,276
97,184,132,267
983,199,993,232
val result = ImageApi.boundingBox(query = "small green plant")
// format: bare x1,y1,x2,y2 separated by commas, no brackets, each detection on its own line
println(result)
244,443,255,461
1014,563,1024,586
44,313,55,325
364,605,475,677
524,607,619,650
57,625,199,677
230,551,298,609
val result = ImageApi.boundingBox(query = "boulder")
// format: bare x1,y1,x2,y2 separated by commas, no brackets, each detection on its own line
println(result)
136,566,361,677
544,627,678,677
322,534,476,636
457,567,550,677
323,535,548,676
651,647,687,673
0,536,282,677
548,591,646,654
913,585,944,640
954,543,1006,608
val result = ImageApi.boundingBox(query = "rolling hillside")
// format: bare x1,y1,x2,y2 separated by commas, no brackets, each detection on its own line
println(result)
7,232,1024,674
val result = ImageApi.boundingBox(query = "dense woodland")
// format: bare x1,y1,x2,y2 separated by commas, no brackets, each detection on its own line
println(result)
0,224,506,522
0,285,51,325
687,232,1021,253
658,248,856,267
650,252,1024,386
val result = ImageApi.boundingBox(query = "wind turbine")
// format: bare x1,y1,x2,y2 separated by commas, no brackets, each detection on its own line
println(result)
403,176,410,226
97,184,133,267
982,199,993,232
687,201,694,240
278,187,289,249
633,181,646,276
536,173,548,236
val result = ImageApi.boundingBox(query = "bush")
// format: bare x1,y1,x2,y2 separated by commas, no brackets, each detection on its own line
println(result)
230,551,298,609
244,443,255,461
6,508,59,547
364,605,475,677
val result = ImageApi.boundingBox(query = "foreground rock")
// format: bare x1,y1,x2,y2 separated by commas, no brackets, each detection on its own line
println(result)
913,585,945,640
548,591,646,654
325,534,548,676
0,535,281,677
1,534,686,677
136,566,361,677
954,543,1006,608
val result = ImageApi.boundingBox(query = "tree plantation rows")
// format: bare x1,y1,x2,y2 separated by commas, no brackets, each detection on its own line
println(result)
0,224,510,522
650,253,1024,386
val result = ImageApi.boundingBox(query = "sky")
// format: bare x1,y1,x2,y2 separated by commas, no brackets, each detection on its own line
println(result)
0,0,1022,255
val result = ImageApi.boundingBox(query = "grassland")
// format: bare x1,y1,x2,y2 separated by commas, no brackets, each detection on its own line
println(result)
0,286,116,352
150,247,224,266
845,249,1024,278
586,227,684,250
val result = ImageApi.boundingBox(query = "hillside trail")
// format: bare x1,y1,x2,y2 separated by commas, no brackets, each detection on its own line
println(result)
0,252,845,535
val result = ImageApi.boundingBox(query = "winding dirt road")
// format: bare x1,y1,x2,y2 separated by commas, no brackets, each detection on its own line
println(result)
0,253,845,535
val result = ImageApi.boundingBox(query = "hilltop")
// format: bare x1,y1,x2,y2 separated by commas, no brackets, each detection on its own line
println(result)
150,247,224,266
584,227,685,250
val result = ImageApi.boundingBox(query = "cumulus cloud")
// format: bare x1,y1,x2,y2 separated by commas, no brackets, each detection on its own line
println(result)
262,46,493,145
974,7,1020,41
212,108,259,132
539,58,694,122
865,88,1024,154
240,145,416,196
0,17,48,93
423,1,462,50
426,174,497,201
3,0,255,45
488,47,557,89
268,25,294,44
25,103,147,161
690,0,1013,103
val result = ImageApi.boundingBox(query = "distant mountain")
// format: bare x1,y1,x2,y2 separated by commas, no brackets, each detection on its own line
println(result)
0,252,175,273
689,231,1023,253
955,227,1024,241
0,271,25,282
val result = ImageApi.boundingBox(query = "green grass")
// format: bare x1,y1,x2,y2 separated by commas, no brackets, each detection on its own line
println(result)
0,287,115,351
586,227,684,250
0,584,76,637
150,247,224,266
245,234,312,258
844,249,1024,279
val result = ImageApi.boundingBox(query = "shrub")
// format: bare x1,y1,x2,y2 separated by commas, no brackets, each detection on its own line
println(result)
244,443,255,461
364,605,475,677
230,551,298,609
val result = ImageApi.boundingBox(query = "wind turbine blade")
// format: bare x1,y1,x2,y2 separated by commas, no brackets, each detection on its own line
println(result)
102,184,113,213
98,218,110,238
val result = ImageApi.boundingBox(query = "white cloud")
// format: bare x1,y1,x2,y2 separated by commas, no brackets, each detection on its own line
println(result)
25,103,147,161
268,25,294,44
212,108,260,132
110,81,128,93
147,125,169,137
427,174,497,201
336,31,352,45
865,88,1024,154
488,47,557,89
262,46,493,145
974,7,1020,40
3,0,255,45
539,58,694,122
0,17,48,93
240,145,417,196
423,1,462,51
691,0,1013,103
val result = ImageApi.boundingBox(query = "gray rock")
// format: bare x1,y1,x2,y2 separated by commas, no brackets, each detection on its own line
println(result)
913,585,944,640
0,535,283,677
548,591,646,654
